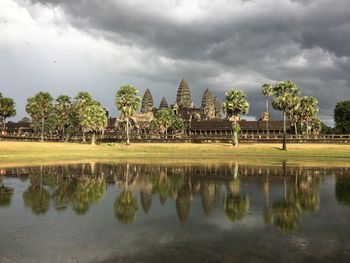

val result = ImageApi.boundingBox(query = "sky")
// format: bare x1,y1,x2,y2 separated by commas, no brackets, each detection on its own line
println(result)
0,0,349,126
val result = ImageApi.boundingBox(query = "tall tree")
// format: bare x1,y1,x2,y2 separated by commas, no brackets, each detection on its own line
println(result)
272,81,299,150
222,90,249,146
262,83,273,133
25,92,53,141
115,85,141,145
80,104,107,145
299,96,319,135
55,95,73,141
74,92,98,142
0,93,16,131
334,100,350,134
286,95,301,136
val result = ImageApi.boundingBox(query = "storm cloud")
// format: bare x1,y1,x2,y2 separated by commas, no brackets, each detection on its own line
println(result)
1,0,349,125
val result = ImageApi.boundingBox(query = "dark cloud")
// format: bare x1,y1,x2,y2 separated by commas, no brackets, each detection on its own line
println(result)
4,0,350,125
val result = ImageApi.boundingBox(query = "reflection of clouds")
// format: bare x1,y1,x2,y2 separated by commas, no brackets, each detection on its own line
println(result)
204,210,264,231
290,237,309,251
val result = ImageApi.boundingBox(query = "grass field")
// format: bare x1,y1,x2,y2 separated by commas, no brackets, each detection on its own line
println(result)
0,141,350,167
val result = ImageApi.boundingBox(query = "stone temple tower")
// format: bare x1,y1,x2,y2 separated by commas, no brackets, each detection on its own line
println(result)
159,97,169,110
214,96,221,118
201,88,215,119
176,79,192,108
141,89,153,113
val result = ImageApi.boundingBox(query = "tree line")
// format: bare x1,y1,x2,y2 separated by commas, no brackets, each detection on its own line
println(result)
1,81,350,146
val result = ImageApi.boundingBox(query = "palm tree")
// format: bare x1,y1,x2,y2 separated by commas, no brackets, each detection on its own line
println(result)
115,85,141,145
262,83,273,133
222,90,249,146
299,96,319,135
0,94,16,132
55,95,73,141
114,163,139,224
25,92,53,142
286,95,301,136
74,92,97,142
272,81,299,150
80,104,107,145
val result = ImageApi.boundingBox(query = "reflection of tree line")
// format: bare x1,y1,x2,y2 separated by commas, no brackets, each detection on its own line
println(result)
263,172,321,234
1,163,350,233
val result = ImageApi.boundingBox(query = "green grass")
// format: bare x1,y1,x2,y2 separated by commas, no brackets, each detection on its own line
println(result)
0,141,350,167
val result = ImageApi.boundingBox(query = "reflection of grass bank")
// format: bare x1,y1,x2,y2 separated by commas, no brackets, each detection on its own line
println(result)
0,141,350,167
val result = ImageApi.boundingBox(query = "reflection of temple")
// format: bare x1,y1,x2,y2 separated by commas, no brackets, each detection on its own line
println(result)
3,162,347,228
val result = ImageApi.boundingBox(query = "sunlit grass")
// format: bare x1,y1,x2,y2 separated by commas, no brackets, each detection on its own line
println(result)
0,141,350,167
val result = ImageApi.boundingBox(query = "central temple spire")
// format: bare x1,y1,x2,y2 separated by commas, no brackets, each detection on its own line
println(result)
176,78,192,108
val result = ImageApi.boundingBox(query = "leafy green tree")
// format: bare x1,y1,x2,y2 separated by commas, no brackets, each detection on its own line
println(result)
80,104,107,145
0,93,16,131
55,95,73,141
272,81,299,150
334,100,350,134
25,92,53,141
155,109,175,137
171,116,185,135
115,85,141,145
222,90,249,146
262,83,273,133
299,96,319,135
74,92,98,142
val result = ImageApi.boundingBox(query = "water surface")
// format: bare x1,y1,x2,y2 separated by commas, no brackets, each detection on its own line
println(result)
1,162,350,262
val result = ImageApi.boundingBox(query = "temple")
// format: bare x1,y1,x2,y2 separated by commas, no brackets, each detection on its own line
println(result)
124,78,290,136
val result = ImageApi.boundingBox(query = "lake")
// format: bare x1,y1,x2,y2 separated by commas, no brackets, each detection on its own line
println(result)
1,161,350,262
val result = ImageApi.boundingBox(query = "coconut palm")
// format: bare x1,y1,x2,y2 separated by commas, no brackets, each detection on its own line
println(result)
80,104,107,145
262,83,273,133
115,85,141,145
222,90,250,146
272,81,299,150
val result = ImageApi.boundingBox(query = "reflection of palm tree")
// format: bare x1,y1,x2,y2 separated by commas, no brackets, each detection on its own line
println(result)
23,167,50,214
72,177,106,215
23,184,50,215
114,163,139,224
0,176,14,207
264,170,320,234
263,200,301,234
224,194,250,222
224,164,250,222
114,190,138,224
336,177,350,207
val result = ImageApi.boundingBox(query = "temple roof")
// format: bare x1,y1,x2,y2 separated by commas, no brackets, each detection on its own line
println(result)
201,88,214,109
176,79,192,108
159,97,169,109
141,89,153,113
